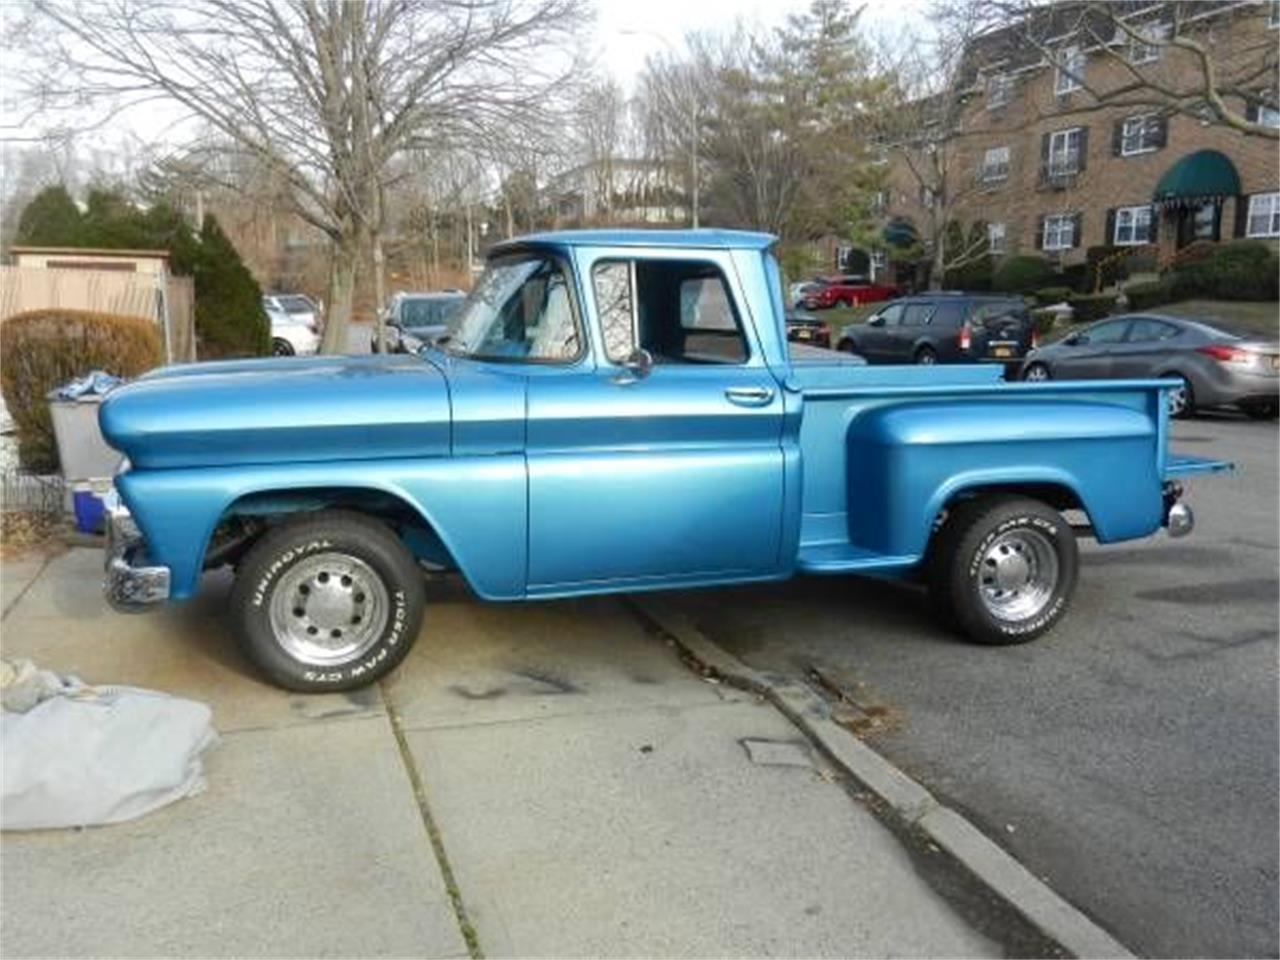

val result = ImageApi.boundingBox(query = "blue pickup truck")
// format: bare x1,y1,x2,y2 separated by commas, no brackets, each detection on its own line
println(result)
100,230,1227,691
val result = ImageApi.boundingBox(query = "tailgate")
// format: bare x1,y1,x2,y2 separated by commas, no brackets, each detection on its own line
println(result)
1164,454,1233,479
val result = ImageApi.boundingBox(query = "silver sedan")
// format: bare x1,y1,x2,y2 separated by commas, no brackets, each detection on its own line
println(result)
1020,314,1278,419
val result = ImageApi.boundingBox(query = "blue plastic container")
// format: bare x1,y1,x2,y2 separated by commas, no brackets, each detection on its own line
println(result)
72,487,106,534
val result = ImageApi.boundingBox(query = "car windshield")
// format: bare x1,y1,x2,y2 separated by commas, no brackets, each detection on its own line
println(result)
441,255,580,363
401,297,462,331
278,296,313,314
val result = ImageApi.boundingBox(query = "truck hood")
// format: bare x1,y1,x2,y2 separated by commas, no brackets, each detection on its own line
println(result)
100,354,451,469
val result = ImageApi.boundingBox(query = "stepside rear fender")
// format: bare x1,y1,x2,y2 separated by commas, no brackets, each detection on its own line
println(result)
115,456,527,601
846,399,1163,558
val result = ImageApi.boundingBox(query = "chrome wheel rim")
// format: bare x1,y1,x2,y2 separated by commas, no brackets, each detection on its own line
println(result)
272,341,291,356
269,552,389,665
917,351,936,365
1025,365,1048,381
977,529,1059,623
1167,381,1189,416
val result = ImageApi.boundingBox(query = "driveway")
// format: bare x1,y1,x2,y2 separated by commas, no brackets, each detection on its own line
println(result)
1,551,1001,958
663,415,1279,958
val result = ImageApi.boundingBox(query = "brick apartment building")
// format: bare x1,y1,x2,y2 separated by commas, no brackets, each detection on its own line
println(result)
879,0,1279,284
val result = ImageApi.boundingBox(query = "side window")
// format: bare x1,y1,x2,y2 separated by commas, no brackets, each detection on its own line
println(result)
1127,319,1180,342
1086,320,1130,344
931,301,967,327
900,303,936,327
591,259,749,364
875,303,905,326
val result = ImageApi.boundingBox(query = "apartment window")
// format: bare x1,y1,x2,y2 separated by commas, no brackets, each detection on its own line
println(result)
1042,214,1076,250
1113,205,1153,245
987,222,1007,254
920,185,936,206
986,72,1012,109
1270,1,1279,28
1261,105,1280,128
1129,22,1170,64
871,190,888,214
1047,127,1083,175
1246,192,1280,238
980,146,1011,183
1055,45,1084,95
1120,114,1160,155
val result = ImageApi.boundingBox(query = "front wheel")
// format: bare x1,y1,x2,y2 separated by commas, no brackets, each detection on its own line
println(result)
928,496,1078,645
230,510,426,691
1167,375,1195,419
271,338,295,357
1023,362,1050,382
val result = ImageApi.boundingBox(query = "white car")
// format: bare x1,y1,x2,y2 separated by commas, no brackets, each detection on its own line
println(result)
264,300,320,356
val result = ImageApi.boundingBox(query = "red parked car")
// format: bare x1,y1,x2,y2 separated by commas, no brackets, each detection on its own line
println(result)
802,275,898,310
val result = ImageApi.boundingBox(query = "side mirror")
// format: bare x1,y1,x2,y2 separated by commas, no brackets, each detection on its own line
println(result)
613,347,654,384
1065,332,1086,346
867,314,884,327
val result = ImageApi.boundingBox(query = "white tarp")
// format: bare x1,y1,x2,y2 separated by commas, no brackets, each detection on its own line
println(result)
1,659,217,831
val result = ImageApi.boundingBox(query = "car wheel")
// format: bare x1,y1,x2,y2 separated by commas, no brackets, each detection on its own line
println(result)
915,346,938,365
1023,362,1051,381
929,496,1078,646
1167,376,1195,419
271,338,295,357
1241,400,1279,420
803,299,820,311
230,510,426,692
837,339,860,355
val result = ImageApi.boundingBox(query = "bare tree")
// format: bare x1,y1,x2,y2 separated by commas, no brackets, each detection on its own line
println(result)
20,0,588,352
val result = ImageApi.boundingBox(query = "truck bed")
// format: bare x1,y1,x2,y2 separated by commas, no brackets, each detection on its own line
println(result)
789,363,1229,575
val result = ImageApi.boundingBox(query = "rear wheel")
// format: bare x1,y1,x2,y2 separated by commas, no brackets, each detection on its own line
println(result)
915,346,938,365
1167,375,1195,419
230,510,426,691
929,496,1078,645
271,338,295,357
837,339,857,354
1023,362,1050,381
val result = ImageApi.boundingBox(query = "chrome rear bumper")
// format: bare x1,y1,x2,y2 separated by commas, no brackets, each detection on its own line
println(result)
104,494,170,611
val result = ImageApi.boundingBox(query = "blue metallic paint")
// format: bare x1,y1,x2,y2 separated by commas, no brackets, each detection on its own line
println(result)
101,228,1229,608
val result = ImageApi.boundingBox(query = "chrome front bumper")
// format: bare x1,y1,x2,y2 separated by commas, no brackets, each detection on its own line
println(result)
104,494,171,611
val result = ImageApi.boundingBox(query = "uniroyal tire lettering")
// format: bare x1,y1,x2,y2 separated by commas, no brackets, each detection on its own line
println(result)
967,513,1065,630
251,538,333,607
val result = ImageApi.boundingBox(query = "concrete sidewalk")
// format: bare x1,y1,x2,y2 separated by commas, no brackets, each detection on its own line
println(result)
1,548,998,958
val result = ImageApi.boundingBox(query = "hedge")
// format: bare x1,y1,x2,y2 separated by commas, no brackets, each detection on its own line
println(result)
1067,293,1118,324
1032,286,1073,306
1123,279,1173,311
0,310,162,472
993,255,1056,293
1208,240,1279,301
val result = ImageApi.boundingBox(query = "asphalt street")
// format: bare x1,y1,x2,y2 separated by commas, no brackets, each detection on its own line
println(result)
666,414,1279,959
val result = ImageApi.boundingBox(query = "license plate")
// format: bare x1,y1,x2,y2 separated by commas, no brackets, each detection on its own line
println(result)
796,329,812,340
992,346,1013,358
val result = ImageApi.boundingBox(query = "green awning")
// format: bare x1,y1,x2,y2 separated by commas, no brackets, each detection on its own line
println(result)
882,217,919,248
1152,150,1241,206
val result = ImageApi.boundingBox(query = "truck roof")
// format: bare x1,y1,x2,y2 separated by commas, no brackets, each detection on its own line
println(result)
490,228,777,255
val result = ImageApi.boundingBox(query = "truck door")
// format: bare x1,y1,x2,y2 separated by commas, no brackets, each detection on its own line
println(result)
525,251,786,591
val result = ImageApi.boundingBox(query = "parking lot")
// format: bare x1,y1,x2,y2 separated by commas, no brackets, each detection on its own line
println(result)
662,413,1279,959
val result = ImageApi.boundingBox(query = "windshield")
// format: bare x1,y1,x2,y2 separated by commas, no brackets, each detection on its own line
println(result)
401,297,462,331
442,255,581,363
278,296,314,314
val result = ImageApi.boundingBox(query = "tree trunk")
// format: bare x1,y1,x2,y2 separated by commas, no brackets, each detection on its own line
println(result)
371,228,387,354
320,234,359,354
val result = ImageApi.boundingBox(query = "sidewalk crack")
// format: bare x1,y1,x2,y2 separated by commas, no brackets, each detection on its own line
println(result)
380,677,483,960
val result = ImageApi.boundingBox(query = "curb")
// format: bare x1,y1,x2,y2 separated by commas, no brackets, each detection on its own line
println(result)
630,596,1134,960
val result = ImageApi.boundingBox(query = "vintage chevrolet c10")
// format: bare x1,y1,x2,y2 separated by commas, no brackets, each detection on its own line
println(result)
99,229,1228,691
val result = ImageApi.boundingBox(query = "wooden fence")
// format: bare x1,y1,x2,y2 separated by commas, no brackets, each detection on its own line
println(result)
0,266,195,362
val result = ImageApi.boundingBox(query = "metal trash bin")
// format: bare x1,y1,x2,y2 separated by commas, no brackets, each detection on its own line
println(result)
47,394,123,531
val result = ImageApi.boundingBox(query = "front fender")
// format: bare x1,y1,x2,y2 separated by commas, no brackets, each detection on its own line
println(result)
845,399,1163,558
116,456,527,601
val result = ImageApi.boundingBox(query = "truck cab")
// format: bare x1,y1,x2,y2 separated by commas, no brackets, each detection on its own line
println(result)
101,230,1226,691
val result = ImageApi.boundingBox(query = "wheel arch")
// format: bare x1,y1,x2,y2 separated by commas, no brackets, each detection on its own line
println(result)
924,474,1094,554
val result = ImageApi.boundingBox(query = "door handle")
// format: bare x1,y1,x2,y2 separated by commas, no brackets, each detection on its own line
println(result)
725,385,775,407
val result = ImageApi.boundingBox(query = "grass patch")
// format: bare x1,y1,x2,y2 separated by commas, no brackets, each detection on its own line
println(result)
1154,300,1278,339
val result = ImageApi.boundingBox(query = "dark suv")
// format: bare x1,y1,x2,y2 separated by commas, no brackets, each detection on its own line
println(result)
835,294,1036,367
